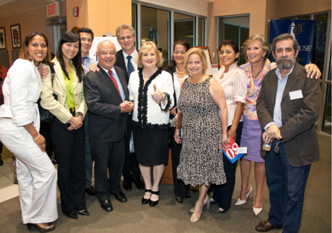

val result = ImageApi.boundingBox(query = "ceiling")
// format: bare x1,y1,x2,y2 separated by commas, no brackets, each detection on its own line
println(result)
0,0,49,19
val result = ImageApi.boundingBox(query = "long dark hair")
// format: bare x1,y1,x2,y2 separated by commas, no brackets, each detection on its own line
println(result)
56,31,83,82
168,40,190,70
20,31,51,65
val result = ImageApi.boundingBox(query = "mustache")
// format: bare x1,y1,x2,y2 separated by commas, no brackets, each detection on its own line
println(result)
276,57,295,69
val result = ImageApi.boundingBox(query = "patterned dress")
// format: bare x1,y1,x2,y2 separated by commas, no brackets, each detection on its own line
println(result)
177,77,226,186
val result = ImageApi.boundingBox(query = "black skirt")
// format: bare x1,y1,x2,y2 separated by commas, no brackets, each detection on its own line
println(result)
132,125,169,166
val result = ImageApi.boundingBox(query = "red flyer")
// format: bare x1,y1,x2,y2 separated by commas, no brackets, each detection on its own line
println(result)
222,136,244,164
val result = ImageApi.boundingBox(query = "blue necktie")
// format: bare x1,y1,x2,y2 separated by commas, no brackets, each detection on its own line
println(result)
127,55,134,78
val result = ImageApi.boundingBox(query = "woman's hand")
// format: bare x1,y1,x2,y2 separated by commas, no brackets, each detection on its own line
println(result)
88,62,100,72
222,133,228,143
33,133,46,152
120,101,134,113
174,128,182,144
227,127,236,141
304,64,321,79
151,84,165,103
38,63,49,79
170,106,178,116
67,116,83,130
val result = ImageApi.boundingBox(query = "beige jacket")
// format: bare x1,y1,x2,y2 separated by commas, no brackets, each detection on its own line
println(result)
40,58,87,124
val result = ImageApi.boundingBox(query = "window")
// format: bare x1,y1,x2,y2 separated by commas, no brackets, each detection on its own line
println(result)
141,6,169,66
198,17,206,47
218,16,250,65
174,13,195,48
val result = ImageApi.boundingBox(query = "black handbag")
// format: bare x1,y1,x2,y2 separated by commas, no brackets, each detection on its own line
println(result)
38,64,57,122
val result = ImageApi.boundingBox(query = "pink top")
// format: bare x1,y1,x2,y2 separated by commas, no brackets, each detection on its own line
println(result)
239,59,276,120
213,63,247,126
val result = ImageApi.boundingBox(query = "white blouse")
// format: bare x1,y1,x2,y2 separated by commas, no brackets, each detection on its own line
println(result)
213,63,247,126
128,68,174,127
173,73,188,104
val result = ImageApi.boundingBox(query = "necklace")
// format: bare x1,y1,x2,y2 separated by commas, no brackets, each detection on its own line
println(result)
175,68,185,74
253,64,264,79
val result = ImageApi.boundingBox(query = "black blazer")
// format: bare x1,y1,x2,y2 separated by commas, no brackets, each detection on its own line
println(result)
83,64,129,142
257,62,320,166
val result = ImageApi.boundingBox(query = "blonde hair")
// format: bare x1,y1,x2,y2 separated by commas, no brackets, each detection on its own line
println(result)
137,41,164,68
116,24,135,38
184,47,208,74
242,34,270,60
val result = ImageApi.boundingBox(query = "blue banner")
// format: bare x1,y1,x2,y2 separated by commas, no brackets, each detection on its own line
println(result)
270,20,315,66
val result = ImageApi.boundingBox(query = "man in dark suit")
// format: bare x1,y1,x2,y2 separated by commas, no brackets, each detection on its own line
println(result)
256,33,320,232
115,24,144,191
83,40,134,212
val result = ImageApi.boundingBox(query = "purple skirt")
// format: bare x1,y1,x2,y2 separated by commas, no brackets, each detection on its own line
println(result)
240,115,265,163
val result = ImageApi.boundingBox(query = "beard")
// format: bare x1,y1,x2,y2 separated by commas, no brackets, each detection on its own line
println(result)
276,57,295,70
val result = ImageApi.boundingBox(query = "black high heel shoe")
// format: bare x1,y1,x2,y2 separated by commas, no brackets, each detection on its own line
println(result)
27,223,55,232
78,209,90,215
149,190,159,207
142,189,152,205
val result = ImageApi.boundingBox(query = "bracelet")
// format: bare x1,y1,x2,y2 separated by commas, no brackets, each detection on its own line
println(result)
161,92,167,101
34,134,40,141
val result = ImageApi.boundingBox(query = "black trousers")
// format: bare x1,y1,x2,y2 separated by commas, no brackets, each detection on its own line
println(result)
123,127,140,180
40,121,54,159
170,127,190,198
51,118,86,215
91,138,125,201
212,122,243,212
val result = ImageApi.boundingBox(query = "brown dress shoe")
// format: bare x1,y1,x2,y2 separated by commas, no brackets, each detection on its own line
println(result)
255,220,282,232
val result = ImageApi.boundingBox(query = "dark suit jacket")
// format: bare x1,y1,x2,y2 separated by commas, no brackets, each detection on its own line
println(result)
257,62,320,167
83,64,129,143
115,50,137,82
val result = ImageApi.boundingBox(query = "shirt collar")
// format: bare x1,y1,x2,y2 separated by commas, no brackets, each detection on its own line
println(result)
275,65,294,80
122,49,137,58
100,66,116,75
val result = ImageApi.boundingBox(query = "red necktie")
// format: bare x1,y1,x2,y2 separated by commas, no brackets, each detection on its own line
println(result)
81,57,86,65
108,70,120,94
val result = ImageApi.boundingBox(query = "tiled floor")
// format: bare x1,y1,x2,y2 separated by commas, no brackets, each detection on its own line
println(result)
0,149,19,203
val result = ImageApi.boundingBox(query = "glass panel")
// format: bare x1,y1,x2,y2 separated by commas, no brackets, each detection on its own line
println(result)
219,16,249,45
224,24,238,42
141,6,169,67
198,17,205,46
322,84,331,134
132,4,137,48
132,4,136,30
218,16,249,65
239,27,249,65
174,13,195,48
312,13,328,76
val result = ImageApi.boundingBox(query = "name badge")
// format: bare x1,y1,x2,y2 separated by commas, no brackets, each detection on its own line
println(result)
289,90,303,100
236,147,247,154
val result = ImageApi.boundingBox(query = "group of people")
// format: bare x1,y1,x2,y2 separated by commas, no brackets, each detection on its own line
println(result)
0,21,322,233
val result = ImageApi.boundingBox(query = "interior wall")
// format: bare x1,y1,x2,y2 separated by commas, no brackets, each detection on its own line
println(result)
278,0,331,18
137,0,209,17
265,0,279,41
0,0,67,66
66,0,132,37
0,7,46,65
206,2,217,63
65,0,87,30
